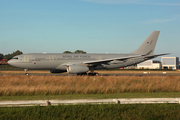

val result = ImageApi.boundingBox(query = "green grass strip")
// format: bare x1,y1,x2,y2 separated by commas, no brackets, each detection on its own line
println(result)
0,92,180,101
0,104,180,119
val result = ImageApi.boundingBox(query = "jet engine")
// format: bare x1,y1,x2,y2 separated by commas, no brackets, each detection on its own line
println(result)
50,69,66,73
67,65,89,74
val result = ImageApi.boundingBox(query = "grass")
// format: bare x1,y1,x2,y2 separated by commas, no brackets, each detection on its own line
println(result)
1,92,180,101
0,75,180,96
0,73,180,119
0,104,180,119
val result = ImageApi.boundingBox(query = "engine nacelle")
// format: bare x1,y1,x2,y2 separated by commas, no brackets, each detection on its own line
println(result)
50,69,66,73
67,65,89,74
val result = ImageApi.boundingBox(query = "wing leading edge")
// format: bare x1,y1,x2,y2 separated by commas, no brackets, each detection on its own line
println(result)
83,55,141,66
60,55,141,66
83,53,170,66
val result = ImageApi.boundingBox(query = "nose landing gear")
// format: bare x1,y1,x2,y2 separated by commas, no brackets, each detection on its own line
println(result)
24,69,29,75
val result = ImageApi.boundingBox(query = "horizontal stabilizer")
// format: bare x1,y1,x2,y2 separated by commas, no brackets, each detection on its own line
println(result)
142,53,170,59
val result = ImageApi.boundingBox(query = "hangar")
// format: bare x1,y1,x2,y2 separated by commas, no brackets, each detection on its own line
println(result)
137,60,161,69
161,57,179,70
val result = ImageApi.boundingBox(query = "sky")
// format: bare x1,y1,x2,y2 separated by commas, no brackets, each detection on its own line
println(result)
0,0,180,59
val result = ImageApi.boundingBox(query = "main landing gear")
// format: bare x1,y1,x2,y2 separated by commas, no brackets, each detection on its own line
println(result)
77,73,87,76
77,70,99,76
87,72,99,76
24,69,29,75
88,70,99,76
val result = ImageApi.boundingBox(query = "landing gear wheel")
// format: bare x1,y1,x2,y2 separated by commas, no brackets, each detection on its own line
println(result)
24,69,29,76
77,73,87,76
88,72,99,76
25,73,29,75
95,73,100,76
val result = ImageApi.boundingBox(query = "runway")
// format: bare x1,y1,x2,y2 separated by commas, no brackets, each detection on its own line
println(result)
0,98,180,107
1,70,180,76
0,73,169,76
32,73,168,76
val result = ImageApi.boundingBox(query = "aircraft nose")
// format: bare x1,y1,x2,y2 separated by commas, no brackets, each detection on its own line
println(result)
7,60,12,65
7,60,15,66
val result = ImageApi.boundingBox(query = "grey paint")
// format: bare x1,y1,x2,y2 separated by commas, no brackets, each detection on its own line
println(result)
131,31,160,55
8,31,168,74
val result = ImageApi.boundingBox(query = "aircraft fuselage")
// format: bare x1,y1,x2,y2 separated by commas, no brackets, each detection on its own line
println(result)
8,53,144,71
8,31,168,75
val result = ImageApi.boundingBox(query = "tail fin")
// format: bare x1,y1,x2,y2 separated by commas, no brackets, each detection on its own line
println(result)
131,31,160,55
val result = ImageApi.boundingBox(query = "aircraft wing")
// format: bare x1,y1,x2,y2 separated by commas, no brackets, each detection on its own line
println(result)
61,53,169,66
83,55,141,65
142,53,170,59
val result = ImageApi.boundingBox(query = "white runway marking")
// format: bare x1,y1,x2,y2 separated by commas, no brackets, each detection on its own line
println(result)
0,98,180,107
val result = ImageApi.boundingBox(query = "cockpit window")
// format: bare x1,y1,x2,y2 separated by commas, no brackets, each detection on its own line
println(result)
12,57,18,60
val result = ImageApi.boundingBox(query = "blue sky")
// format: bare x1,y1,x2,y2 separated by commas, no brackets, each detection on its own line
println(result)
0,0,180,59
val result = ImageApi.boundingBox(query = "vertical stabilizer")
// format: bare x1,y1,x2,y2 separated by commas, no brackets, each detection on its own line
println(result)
131,31,160,55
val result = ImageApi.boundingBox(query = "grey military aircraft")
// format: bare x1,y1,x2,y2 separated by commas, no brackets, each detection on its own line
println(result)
8,31,168,75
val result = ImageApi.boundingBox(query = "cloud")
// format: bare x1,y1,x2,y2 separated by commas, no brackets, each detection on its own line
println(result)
175,14,180,17
81,0,180,5
144,18,177,24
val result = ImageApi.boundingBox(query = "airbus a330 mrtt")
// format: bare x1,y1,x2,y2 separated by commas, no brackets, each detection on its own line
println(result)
8,31,168,75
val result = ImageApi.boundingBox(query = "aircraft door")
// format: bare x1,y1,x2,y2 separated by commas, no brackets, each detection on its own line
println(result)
24,55,29,62
49,55,54,62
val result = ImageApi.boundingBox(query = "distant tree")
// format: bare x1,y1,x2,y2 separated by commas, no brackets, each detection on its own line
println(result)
0,53,3,59
4,50,23,61
63,51,72,54
3,54,11,61
63,50,87,54
74,50,86,54
12,50,23,56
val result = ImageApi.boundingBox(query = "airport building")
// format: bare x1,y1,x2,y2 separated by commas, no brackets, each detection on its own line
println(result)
137,60,161,69
161,57,179,70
